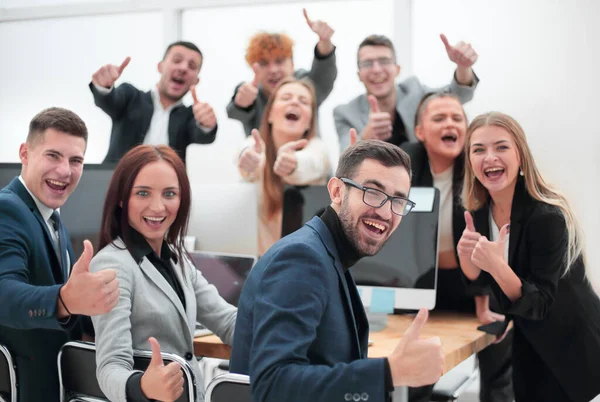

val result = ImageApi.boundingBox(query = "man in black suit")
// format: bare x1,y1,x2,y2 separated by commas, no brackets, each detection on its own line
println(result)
0,107,120,401
90,41,218,163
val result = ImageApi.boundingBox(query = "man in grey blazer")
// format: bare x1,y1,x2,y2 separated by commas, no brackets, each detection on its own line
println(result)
334,34,479,151
226,8,337,137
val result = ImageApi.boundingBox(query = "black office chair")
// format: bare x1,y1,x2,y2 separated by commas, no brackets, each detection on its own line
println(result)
0,344,17,402
205,373,251,402
58,341,197,402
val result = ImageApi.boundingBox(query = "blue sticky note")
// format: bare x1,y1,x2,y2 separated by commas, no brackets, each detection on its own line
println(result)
370,288,395,314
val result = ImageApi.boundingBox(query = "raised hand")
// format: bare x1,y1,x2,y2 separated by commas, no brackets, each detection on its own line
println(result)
60,240,119,316
457,211,483,278
440,34,478,68
92,57,130,89
303,8,335,54
191,86,217,129
140,337,184,402
273,138,308,177
239,129,265,175
471,224,509,274
234,63,260,108
388,309,444,387
362,95,392,141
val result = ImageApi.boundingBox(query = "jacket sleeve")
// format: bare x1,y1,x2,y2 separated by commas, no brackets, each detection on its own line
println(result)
504,210,567,320
284,138,330,185
0,201,69,331
423,71,479,105
334,105,355,152
248,243,388,402
186,112,217,145
226,82,257,124
91,251,144,402
89,82,135,120
303,46,338,107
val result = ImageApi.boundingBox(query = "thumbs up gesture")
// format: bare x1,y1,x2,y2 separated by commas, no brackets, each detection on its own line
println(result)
191,86,217,129
349,128,358,146
388,309,444,387
234,63,260,108
238,129,265,176
471,224,509,274
273,138,308,177
59,240,119,316
362,95,392,141
303,8,335,55
92,57,130,89
140,337,185,402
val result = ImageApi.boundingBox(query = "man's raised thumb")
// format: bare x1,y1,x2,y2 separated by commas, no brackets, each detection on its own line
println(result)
368,95,380,113
148,337,164,367
403,308,428,342
72,240,93,274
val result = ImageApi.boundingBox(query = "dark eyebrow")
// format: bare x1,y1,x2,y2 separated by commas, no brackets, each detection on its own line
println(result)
471,139,509,148
363,179,407,198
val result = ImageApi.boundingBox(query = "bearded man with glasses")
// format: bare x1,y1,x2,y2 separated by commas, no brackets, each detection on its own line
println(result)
334,34,480,151
231,139,445,402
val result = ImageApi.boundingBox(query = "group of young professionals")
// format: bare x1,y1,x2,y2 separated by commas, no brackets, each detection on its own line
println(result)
1,9,600,402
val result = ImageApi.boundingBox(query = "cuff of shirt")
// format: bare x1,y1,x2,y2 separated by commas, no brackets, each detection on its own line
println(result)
126,372,151,402
314,44,336,59
93,83,113,94
384,358,394,393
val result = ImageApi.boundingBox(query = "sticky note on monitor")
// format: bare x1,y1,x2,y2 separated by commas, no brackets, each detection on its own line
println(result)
408,187,435,212
369,288,395,313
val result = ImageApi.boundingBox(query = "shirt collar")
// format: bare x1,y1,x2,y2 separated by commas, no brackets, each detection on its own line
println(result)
126,225,175,264
319,206,361,271
151,86,184,112
18,175,56,223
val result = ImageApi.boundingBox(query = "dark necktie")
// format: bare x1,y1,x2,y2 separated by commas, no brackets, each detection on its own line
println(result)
50,211,69,280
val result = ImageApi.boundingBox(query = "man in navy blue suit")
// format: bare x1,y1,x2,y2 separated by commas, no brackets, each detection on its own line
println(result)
231,139,444,402
0,107,120,402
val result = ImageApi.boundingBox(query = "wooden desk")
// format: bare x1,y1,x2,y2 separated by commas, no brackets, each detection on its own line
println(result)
194,311,498,375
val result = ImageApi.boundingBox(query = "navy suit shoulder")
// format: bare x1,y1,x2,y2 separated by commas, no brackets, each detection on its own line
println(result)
231,218,387,402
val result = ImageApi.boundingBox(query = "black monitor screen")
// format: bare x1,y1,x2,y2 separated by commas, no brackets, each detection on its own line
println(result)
281,185,440,290
0,163,115,257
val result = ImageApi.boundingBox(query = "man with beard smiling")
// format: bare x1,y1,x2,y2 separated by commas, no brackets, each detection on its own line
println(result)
335,34,479,151
90,41,218,163
231,139,444,402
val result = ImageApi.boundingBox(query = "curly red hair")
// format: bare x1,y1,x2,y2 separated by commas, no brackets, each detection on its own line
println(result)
245,32,294,66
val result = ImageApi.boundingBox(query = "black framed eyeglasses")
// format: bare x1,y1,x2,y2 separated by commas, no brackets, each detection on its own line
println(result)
357,57,395,70
340,178,416,216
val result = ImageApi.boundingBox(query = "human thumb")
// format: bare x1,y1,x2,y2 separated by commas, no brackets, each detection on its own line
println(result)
403,308,428,342
72,240,93,274
367,94,380,113
148,337,164,367
464,211,476,232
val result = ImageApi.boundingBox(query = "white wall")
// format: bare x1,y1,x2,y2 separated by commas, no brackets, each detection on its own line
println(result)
411,0,600,290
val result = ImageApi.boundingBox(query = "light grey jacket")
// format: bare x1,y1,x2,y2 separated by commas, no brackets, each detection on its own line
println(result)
90,238,236,402
333,73,479,151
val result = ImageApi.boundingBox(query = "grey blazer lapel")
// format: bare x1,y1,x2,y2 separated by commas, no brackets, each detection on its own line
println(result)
171,261,196,340
138,258,190,331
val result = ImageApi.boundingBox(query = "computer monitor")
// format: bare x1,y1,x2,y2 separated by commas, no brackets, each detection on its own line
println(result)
187,182,259,256
189,251,257,307
0,163,116,257
281,185,440,310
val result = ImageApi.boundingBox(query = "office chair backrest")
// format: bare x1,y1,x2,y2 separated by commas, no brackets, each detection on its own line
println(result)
58,341,197,402
0,344,16,402
205,373,251,402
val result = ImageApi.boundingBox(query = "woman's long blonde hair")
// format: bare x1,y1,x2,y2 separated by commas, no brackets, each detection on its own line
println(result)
462,112,585,274
260,77,317,218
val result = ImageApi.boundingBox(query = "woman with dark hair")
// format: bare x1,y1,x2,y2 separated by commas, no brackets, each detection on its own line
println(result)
402,93,513,402
459,112,600,401
90,145,236,402
237,77,330,254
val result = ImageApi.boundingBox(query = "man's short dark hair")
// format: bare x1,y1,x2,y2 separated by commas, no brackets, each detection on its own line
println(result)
27,107,88,145
163,41,203,67
336,140,411,180
357,35,396,65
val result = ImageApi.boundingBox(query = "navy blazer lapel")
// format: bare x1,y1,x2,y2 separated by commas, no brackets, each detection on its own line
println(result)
507,177,532,266
8,178,64,281
306,217,363,357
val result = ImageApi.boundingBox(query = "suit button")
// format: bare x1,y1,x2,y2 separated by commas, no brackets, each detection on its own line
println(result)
41,309,46,316
361,393,369,401
32,310,37,317
37,309,42,316
29,310,33,318
353,394,361,401
344,393,352,401
185,352,193,361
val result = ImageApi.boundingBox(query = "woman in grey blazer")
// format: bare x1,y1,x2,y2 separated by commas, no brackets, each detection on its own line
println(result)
90,145,237,402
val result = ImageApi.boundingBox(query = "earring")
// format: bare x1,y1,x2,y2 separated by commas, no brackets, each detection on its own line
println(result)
519,168,524,176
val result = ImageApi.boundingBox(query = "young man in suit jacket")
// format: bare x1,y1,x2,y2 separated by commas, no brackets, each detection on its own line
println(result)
231,140,444,402
334,34,479,151
0,107,119,402
90,41,218,163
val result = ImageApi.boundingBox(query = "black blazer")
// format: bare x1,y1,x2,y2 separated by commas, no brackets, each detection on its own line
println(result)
90,82,217,163
470,177,600,402
0,178,82,402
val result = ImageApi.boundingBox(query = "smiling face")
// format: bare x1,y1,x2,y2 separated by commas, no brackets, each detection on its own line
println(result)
127,160,181,255
469,125,521,199
20,128,86,210
256,57,295,97
157,45,202,103
416,96,467,162
331,159,411,256
357,45,400,100
268,82,313,146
